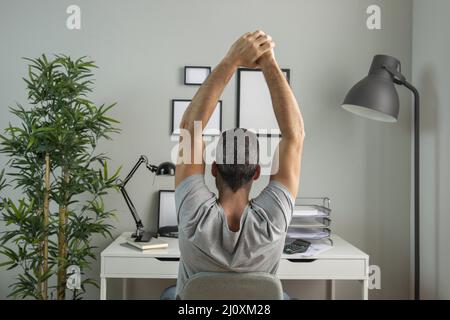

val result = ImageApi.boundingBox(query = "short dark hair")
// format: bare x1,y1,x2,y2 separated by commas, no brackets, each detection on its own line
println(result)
216,128,259,192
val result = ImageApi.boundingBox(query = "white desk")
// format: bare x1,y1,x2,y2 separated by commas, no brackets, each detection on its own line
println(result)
100,232,369,300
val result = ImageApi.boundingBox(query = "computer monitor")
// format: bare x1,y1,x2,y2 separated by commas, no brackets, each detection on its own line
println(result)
158,190,178,237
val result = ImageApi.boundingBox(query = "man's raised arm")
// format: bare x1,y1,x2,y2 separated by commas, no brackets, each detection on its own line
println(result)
259,48,305,198
175,30,274,187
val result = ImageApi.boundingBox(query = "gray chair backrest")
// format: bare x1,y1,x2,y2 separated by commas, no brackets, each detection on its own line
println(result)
178,272,283,300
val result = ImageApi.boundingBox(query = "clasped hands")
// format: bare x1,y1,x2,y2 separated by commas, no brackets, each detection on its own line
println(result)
224,30,276,69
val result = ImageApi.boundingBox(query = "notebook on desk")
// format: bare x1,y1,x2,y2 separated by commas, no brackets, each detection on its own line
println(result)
125,237,168,250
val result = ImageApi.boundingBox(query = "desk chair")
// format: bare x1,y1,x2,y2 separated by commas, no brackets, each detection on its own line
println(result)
177,272,284,300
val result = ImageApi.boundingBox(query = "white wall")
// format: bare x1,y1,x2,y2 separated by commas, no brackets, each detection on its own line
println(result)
413,0,450,300
0,0,412,299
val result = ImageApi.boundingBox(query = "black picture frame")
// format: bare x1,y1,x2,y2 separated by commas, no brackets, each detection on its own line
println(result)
171,99,222,136
184,66,211,85
237,68,290,137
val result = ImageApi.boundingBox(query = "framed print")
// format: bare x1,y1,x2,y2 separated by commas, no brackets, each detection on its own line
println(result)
184,66,211,85
237,68,290,137
171,99,222,136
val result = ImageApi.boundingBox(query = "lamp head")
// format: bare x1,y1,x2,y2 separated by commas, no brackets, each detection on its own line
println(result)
155,162,176,176
342,55,401,123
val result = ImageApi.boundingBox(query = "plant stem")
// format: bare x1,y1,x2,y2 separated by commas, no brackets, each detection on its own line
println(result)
42,153,50,300
36,206,44,299
57,168,69,300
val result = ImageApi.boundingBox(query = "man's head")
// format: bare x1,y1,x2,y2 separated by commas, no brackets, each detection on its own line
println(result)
212,128,261,193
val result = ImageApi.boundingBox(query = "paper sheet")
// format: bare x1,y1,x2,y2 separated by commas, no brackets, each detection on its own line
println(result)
289,219,328,228
292,206,329,217
287,227,330,240
300,243,333,257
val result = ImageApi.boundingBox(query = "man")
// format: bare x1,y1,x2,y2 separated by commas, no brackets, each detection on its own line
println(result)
162,30,305,299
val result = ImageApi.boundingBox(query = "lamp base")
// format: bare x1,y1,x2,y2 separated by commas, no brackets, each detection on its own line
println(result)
131,230,157,242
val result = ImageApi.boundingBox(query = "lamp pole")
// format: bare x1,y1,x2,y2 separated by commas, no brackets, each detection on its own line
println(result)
407,82,420,300
382,66,420,300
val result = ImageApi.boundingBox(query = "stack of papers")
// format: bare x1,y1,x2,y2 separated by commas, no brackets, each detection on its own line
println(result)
292,205,330,217
290,217,330,228
287,227,330,240
288,201,333,244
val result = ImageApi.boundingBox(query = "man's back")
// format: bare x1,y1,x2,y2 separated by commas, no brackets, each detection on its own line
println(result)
175,174,294,296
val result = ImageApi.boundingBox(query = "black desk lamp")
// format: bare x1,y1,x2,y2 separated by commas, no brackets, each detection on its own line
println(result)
117,155,175,242
341,54,420,299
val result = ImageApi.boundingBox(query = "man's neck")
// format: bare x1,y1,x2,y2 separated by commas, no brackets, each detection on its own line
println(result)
218,187,250,231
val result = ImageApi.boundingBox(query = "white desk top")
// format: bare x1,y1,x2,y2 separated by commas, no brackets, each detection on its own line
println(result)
102,232,368,260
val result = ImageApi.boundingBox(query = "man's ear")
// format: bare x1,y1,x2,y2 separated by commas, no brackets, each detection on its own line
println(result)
253,164,261,180
211,161,218,178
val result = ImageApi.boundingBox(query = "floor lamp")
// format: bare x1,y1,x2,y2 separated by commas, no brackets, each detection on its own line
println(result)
341,54,420,300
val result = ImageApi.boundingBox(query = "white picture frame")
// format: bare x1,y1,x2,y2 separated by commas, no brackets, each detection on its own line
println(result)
171,99,222,136
237,68,290,137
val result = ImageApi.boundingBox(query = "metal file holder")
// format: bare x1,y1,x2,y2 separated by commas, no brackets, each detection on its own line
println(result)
292,197,333,246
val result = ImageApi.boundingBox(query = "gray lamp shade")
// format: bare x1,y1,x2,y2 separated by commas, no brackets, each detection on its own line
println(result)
342,55,401,123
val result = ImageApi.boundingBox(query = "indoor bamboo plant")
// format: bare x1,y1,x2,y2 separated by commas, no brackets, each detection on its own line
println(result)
0,55,120,299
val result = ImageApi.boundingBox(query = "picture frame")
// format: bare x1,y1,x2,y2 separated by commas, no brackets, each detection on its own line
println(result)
171,99,222,136
184,66,211,85
237,68,290,137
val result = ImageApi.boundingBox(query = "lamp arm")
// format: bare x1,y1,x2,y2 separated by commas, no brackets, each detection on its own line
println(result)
117,155,159,236
119,185,144,230
122,155,147,186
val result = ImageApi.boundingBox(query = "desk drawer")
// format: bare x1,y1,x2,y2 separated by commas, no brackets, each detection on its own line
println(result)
103,257,179,277
277,259,367,279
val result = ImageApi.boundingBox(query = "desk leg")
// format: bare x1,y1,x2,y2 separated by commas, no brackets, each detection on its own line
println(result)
122,278,128,300
327,280,336,300
361,279,368,300
100,277,107,300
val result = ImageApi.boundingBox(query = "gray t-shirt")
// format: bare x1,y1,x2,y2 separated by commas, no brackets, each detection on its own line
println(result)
174,174,294,297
